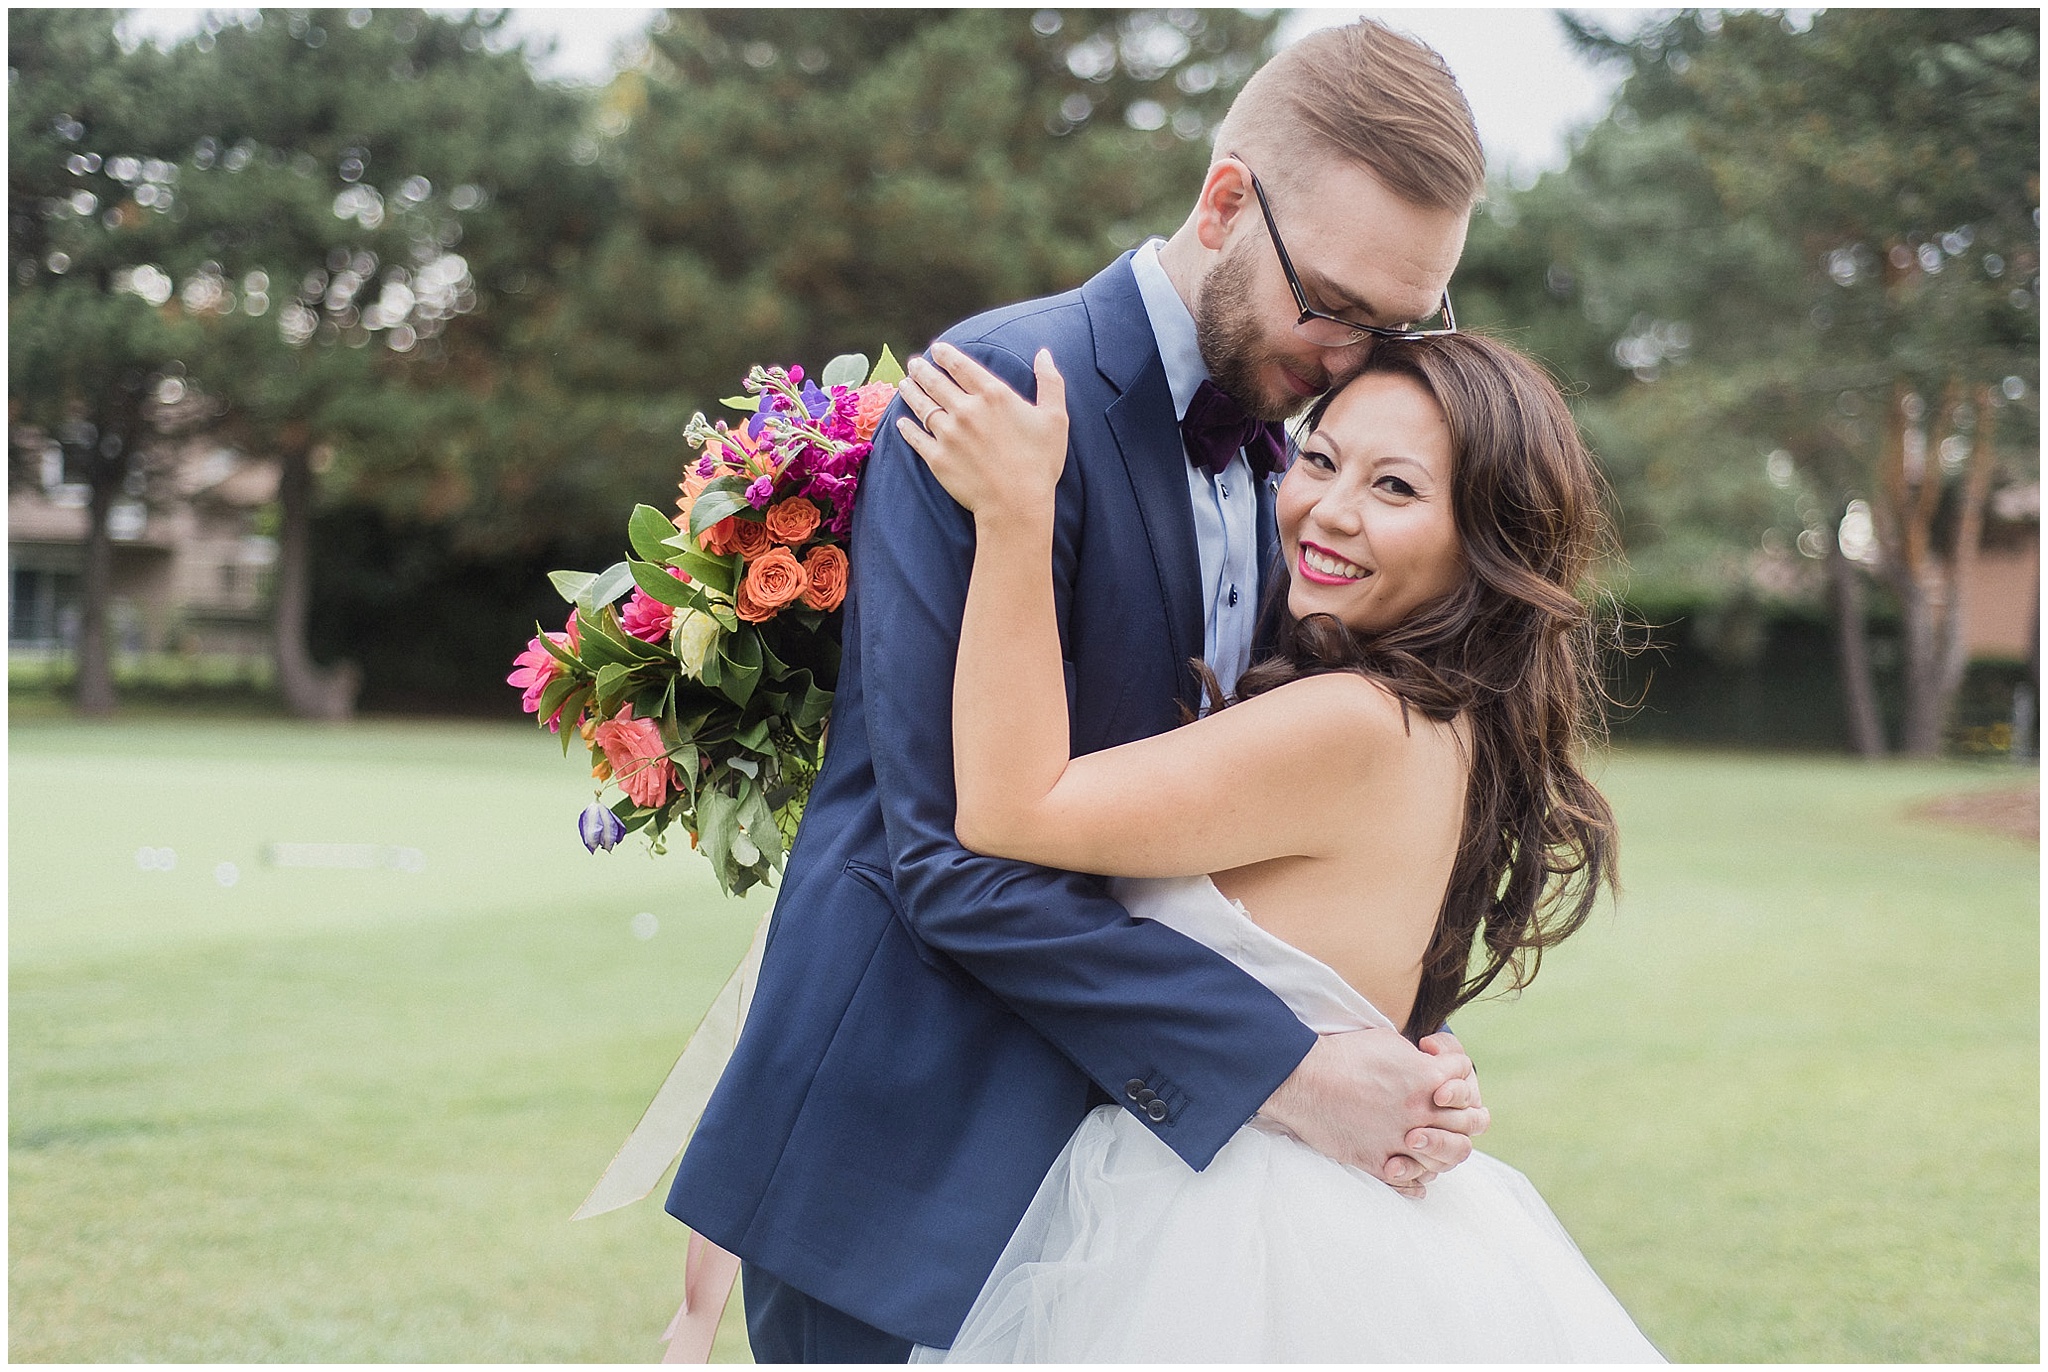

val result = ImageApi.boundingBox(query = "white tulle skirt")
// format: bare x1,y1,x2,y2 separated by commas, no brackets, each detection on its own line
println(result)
916,1104,1663,1363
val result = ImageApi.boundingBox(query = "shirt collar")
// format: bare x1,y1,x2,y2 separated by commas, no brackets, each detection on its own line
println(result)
1130,239,1210,422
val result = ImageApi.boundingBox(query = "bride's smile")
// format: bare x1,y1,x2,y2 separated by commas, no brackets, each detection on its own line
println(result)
1278,371,1465,634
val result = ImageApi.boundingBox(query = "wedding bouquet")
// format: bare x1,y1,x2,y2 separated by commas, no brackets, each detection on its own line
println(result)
509,349,903,895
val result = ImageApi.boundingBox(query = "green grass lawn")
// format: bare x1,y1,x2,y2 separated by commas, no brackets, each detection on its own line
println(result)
10,718,2038,1362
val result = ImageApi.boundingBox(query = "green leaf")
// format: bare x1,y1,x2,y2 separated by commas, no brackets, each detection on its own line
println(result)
717,629,764,709
593,663,633,716
536,629,582,669
664,539,737,596
628,558,695,608
536,674,580,725
689,490,756,539
697,785,740,883
689,475,756,539
867,345,906,387
670,741,700,807
720,394,757,412
548,569,597,604
583,561,636,611
629,504,682,563
735,718,773,753
821,352,869,388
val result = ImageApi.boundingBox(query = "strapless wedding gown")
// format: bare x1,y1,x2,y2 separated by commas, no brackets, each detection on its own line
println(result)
913,875,1664,1363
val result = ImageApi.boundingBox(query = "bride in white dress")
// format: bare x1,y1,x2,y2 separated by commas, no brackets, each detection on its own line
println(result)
893,330,1663,1362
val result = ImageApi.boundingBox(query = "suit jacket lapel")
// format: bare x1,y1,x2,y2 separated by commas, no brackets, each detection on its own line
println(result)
1085,256,1205,708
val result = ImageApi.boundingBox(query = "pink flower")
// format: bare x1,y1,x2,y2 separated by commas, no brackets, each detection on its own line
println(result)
621,569,687,644
593,705,678,808
509,632,571,731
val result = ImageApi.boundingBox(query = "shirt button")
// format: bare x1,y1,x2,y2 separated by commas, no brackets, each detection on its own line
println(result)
1228,585,1239,607
1219,481,1230,498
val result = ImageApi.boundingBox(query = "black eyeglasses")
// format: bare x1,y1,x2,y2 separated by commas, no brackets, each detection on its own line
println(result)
1232,154,1457,348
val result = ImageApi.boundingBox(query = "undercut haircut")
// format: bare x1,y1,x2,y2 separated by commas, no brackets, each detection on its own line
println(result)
1217,19,1485,212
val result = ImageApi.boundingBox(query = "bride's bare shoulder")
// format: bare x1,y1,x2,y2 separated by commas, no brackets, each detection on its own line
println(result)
1241,671,1449,751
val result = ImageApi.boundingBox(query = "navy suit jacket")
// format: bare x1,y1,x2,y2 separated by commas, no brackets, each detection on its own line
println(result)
667,253,1317,1348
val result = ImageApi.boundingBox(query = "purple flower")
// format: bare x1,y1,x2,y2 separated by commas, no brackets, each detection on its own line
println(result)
745,474,776,509
695,455,718,479
579,800,627,853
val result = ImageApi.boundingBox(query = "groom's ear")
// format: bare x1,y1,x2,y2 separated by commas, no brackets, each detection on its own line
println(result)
1193,158,1257,252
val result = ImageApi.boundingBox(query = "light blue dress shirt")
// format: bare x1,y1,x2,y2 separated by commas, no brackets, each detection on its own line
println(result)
1129,240,1261,702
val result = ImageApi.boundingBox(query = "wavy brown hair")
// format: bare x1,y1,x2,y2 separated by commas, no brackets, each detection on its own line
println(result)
1200,333,1619,1039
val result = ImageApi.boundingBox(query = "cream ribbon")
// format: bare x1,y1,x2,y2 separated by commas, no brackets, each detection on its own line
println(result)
572,907,773,1361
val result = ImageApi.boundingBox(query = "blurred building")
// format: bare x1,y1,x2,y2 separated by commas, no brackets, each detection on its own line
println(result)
1965,481,2041,664
7,431,277,661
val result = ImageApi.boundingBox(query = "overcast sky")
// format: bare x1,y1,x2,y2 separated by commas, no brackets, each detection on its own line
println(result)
117,7,1636,179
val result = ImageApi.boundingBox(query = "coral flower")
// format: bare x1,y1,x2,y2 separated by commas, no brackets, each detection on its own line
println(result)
851,382,896,441
735,546,810,623
764,498,822,546
731,518,774,561
593,706,678,808
800,544,849,612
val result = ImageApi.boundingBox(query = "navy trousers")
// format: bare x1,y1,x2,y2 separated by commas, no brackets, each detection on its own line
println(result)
743,1263,915,1363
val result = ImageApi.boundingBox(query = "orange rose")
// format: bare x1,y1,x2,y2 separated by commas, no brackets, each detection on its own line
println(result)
735,546,810,623
731,518,774,561
764,498,822,546
698,514,742,556
800,544,849,612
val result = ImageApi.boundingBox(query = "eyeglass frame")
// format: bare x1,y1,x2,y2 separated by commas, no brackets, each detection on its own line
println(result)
1229,153,1458,348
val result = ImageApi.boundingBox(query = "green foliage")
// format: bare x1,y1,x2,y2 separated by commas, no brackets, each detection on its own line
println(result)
1467,9,2039,609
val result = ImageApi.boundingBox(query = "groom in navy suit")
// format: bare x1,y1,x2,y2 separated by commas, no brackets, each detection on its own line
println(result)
670,20,1491,1360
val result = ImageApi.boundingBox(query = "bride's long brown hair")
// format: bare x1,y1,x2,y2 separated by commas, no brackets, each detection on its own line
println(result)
1199,333,1619,1039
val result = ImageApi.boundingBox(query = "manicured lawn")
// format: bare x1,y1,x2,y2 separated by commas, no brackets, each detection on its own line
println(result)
9,718,2038,1361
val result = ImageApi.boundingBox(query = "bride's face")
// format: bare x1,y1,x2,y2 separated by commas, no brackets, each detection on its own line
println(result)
1276,372,1465,634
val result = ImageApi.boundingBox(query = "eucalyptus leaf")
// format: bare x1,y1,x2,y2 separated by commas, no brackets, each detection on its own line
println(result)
820,352,869,388
720,394,758,411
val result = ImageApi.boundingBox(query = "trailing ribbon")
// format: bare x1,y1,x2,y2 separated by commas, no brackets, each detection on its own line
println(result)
572,908,773,1361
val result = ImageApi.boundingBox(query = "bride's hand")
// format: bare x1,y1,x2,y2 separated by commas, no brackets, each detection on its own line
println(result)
896,342,1068,522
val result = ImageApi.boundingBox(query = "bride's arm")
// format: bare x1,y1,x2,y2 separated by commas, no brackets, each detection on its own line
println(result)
899,344,1393,878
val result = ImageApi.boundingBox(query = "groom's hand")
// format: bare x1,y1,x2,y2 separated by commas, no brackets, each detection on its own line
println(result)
1259,1027,1489,1197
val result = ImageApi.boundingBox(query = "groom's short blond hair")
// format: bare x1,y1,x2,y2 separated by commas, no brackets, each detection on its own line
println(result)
1215,19,1485,211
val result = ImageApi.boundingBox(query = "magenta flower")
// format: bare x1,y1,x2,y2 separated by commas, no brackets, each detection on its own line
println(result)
745,474,776,509
508,623,577,731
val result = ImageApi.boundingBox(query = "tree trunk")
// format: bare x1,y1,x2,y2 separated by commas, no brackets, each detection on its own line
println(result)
1826,506,1886,757
273,439,360,720
73,437,122,717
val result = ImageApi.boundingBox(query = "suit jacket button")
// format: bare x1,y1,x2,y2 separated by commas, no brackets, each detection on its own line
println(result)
1125,1079,1147,1101
1136,1088,1158,1105
1145,1100,1168,1122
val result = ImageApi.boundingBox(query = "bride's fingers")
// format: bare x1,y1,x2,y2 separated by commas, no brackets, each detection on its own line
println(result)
1404,1127,1473,1169
894,414,938,459
897,375,940,428
928,341,998,398
907,351,973,414
1432,1071,1481,1111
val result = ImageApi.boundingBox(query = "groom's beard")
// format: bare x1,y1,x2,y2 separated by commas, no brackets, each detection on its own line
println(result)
1193,237,1326,424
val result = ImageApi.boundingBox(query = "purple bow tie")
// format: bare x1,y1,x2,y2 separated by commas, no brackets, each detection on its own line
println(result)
1181,379,1288,479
